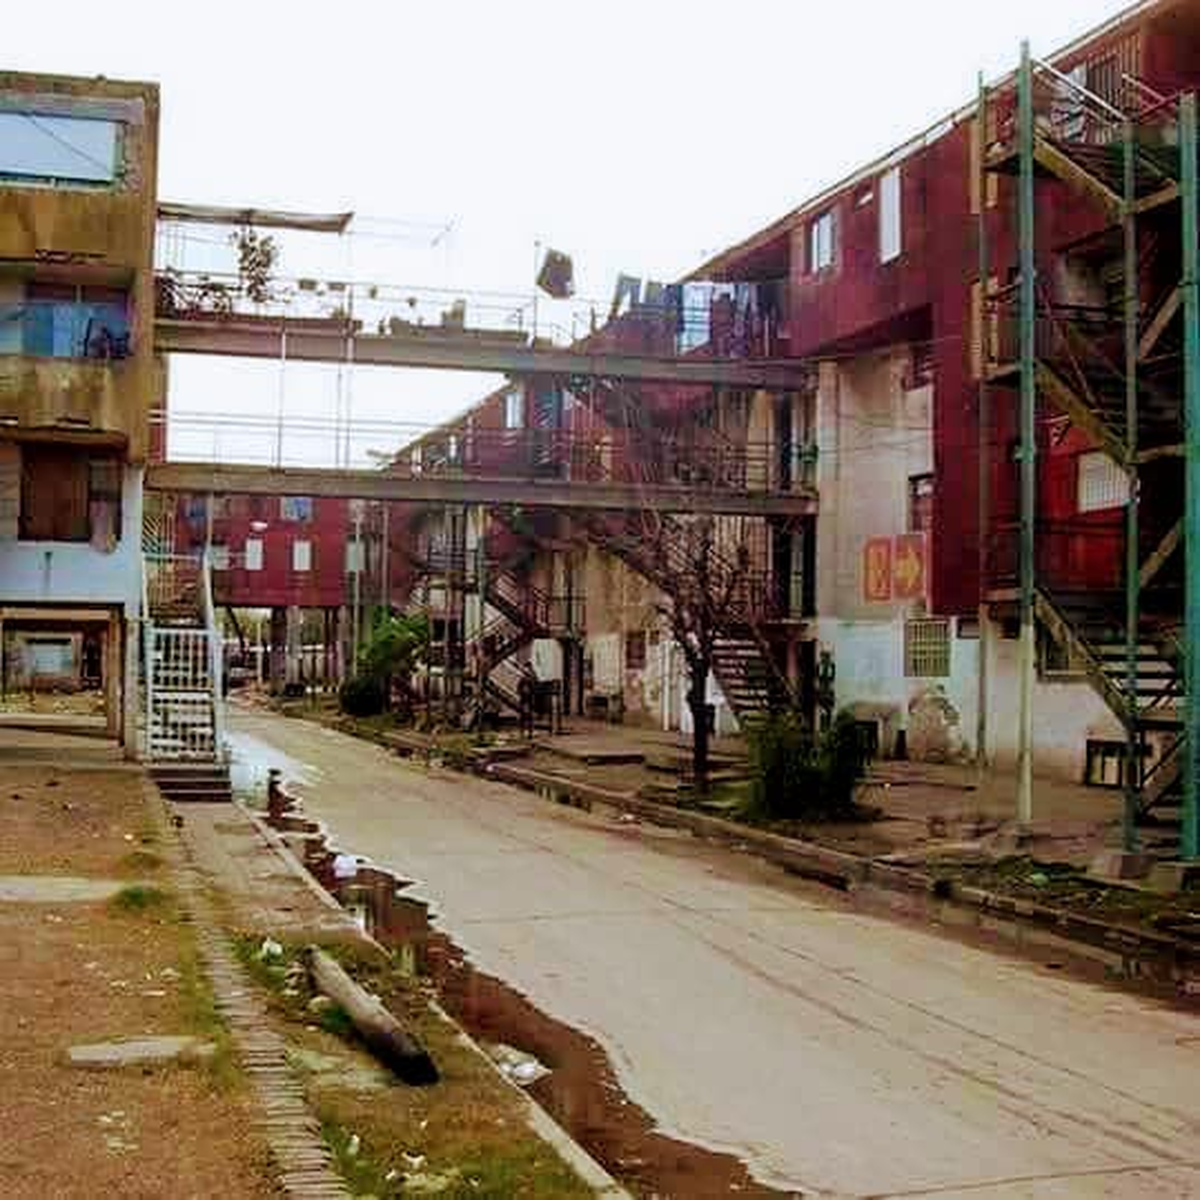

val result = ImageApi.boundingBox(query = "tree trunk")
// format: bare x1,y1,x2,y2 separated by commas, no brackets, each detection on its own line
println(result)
688,668,711,796
306,947,439,1085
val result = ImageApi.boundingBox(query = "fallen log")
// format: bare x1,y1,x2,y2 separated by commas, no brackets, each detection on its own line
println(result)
305,946,439,1085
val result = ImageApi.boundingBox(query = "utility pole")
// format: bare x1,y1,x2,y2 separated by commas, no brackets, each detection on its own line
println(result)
381,502,391,613
977,72,991,781
1182,92,1200,860
1017,41,1037,827
351,504,363,674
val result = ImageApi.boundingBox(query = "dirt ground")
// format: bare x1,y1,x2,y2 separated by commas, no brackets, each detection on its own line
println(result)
0,768,276,1200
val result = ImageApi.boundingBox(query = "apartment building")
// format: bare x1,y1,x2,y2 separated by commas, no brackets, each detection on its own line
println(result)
0,71,160,753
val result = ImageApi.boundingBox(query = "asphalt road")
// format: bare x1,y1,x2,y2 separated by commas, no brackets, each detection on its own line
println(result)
233,710,1200,1199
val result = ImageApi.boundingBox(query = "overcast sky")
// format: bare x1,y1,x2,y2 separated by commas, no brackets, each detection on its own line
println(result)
9,0,1132,464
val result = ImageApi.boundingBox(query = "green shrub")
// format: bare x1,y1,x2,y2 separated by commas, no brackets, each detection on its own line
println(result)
746,709,865,821
339,676,386,717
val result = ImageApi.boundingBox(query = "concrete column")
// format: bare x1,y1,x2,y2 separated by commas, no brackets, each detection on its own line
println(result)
285,605,303,689
104,613,121,740
121,617,139,760
268,606,287,694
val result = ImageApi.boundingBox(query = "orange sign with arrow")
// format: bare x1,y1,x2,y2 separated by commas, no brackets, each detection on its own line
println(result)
893,534,927,600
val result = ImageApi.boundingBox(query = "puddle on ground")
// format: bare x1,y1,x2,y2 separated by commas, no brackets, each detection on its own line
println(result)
228,729,318,803
265,800,795,1199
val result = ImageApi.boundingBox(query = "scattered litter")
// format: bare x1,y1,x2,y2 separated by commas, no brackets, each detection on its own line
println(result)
486,1043,551,1087
403,1151,427,1170
308,995,334,1015
345,1133,360,1159
123,833,135,843
257,938,284,961
386,1169,400,1183
44,913,64,924
1028,872,1050,888
141,989,167,998
160,967,180,981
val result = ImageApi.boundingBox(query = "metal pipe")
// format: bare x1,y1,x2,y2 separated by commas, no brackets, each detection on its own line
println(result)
977,72,992,780
1123,116,1142,852
1182,93,1200,860
1017,41,1037,826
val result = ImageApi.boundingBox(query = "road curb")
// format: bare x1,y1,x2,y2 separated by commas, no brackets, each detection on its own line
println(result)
486,762,1200,991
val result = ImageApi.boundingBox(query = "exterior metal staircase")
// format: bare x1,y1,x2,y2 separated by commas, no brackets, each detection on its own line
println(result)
578,510,792,727
141,550,230,801
1036,588,1183,827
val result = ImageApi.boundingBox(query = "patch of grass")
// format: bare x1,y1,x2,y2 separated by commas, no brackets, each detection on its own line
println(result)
322,1119,401,1197
109,884,171,914
316,1002,355,1039
118,848,164,875
176,938,241,1092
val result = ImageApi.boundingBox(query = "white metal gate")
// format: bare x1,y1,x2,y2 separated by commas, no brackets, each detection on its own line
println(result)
146,626,216,760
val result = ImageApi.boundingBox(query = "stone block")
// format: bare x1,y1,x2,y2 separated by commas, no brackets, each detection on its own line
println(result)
1089,850,1155,882
1146,860,1200,894
67,1036,215,1070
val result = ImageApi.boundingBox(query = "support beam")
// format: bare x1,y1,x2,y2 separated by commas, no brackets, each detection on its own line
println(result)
1037,362,1128,465
145,462,816,517
1182,93,1200,861
153,318,807,390
1140,518,1183,590
1138,286,1182,363
1033,140,1123,217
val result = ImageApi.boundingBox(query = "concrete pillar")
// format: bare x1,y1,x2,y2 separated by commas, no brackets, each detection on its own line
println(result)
121,617,139,760
336,605,351,682
285,606,303,689
104,613,121,740
268,606,287,694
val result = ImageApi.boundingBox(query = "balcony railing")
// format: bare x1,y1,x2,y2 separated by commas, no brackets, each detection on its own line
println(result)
406,427,817,496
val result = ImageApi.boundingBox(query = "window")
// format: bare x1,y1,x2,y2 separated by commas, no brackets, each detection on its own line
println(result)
625,630,647,672
19,445,119,543
879,167,902,263
280,495,313,522
809,210,835,273
410,444,423,476
908,474,935,536
905,618,951,678
504,388,524,430
1077,452,1129,513
345,540,364,574
21,283,130,359
87,457,122,549
208,544,230,570
244,538,263,571
0,111,119,185
292,539,312,573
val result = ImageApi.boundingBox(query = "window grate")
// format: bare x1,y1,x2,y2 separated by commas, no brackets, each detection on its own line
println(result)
905,618,951,678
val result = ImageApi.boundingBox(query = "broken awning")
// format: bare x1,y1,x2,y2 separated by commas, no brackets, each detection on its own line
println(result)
157,202,354,234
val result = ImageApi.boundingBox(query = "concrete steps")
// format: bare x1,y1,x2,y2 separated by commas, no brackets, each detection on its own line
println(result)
150,763,233,804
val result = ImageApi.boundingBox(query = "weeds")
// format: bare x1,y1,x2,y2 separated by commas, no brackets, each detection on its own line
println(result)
109,884,170,914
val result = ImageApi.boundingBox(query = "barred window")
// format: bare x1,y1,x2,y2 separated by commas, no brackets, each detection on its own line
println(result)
1077,452,1128,513
905,618,951,678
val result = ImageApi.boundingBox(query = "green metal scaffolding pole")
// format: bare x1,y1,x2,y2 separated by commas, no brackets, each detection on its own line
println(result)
1182,92,1200,861
1123,115,1141,854
1017,42,1037,826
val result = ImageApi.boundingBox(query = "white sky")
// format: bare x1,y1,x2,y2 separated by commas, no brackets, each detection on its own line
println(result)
8,0,1131,464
